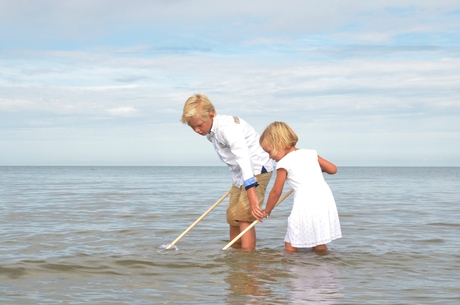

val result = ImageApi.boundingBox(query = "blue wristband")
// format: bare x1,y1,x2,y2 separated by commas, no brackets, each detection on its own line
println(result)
244,177,259,190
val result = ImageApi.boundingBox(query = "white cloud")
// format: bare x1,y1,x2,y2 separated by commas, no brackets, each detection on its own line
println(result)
1,0,459,165
107,107,138,116
1,1,459,46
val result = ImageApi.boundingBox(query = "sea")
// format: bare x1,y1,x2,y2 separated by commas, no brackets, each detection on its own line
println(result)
0,166,459,304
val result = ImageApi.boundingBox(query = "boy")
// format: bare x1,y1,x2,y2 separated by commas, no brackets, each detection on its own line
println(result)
181,93,273,249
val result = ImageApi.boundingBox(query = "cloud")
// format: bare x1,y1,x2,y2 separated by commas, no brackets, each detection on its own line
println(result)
1,0,459,165
107,107,138,116
2,48,459,126
1,1,459,49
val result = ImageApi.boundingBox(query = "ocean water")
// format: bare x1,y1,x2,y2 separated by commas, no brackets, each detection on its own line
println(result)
0,166,459,304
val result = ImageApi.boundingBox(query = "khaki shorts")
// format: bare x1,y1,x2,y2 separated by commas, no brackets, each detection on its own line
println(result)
226,172,272,226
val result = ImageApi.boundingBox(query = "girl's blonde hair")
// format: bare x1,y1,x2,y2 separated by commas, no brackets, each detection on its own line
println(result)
181,93,216,124
260,121,298,155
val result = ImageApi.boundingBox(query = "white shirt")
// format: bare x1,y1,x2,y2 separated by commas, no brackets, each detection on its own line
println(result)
206,114,273,188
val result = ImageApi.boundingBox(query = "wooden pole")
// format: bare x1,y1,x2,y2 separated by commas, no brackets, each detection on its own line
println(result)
165,189,231,250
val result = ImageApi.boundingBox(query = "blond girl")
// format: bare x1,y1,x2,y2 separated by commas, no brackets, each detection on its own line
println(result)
259,122,341,252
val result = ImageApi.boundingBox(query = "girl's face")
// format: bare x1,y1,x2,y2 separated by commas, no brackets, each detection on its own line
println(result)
261,142,289,162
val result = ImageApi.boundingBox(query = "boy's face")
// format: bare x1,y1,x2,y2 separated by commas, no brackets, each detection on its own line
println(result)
188,114,214,136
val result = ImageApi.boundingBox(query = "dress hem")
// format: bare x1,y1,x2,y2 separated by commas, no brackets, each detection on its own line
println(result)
285,235,342,248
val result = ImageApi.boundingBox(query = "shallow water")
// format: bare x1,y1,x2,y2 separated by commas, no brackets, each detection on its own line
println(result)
1,166,459,304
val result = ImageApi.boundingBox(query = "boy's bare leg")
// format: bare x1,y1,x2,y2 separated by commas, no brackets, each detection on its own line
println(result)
229,225,242,248
239,221,256,249
229,222,256,249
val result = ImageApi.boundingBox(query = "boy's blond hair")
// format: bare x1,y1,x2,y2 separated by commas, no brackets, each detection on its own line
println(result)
260,121,298,155
181,93,216,124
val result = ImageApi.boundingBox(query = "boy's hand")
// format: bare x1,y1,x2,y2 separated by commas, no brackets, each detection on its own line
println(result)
250,203,265,222
247,187,264,221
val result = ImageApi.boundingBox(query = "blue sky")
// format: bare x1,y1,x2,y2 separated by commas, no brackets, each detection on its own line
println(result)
1,0,459,166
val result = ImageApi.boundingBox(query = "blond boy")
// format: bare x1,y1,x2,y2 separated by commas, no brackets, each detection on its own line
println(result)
181,93,273,249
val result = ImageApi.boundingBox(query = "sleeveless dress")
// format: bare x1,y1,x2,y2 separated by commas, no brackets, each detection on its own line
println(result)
277,149,342,248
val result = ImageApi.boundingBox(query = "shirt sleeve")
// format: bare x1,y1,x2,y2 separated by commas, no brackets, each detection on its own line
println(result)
221,123,258,190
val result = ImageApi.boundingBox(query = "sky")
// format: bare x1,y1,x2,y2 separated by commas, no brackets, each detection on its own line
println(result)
1,0,459,166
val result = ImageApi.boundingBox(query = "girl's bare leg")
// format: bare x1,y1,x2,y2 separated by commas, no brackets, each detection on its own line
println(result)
285,242,298,252
285,242,328,253
312,244,328,252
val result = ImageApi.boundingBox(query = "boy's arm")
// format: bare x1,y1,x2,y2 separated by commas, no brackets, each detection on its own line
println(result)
247,187,264,220
318,155,337,175
262,168,287,219
223,124,259,190
220,122,264,218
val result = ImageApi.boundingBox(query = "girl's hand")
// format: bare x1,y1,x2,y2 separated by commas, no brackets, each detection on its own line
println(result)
262,209,271,218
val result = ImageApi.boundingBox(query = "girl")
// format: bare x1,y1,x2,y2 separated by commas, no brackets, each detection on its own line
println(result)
259,122,341,252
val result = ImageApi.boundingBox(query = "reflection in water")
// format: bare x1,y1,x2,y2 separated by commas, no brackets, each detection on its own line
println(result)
287,256,343,304
223,251,280,304
222,249,342,304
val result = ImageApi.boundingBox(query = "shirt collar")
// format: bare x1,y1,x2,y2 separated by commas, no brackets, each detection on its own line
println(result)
208,114,218,135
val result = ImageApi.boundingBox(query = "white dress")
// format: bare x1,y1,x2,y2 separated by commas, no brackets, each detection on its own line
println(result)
277,149,342,248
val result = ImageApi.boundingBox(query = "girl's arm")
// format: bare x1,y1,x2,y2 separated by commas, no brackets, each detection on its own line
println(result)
262,168,288,218
318,155,337,174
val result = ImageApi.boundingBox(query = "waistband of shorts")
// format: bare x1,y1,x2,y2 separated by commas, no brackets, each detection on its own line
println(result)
260,166,270,174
